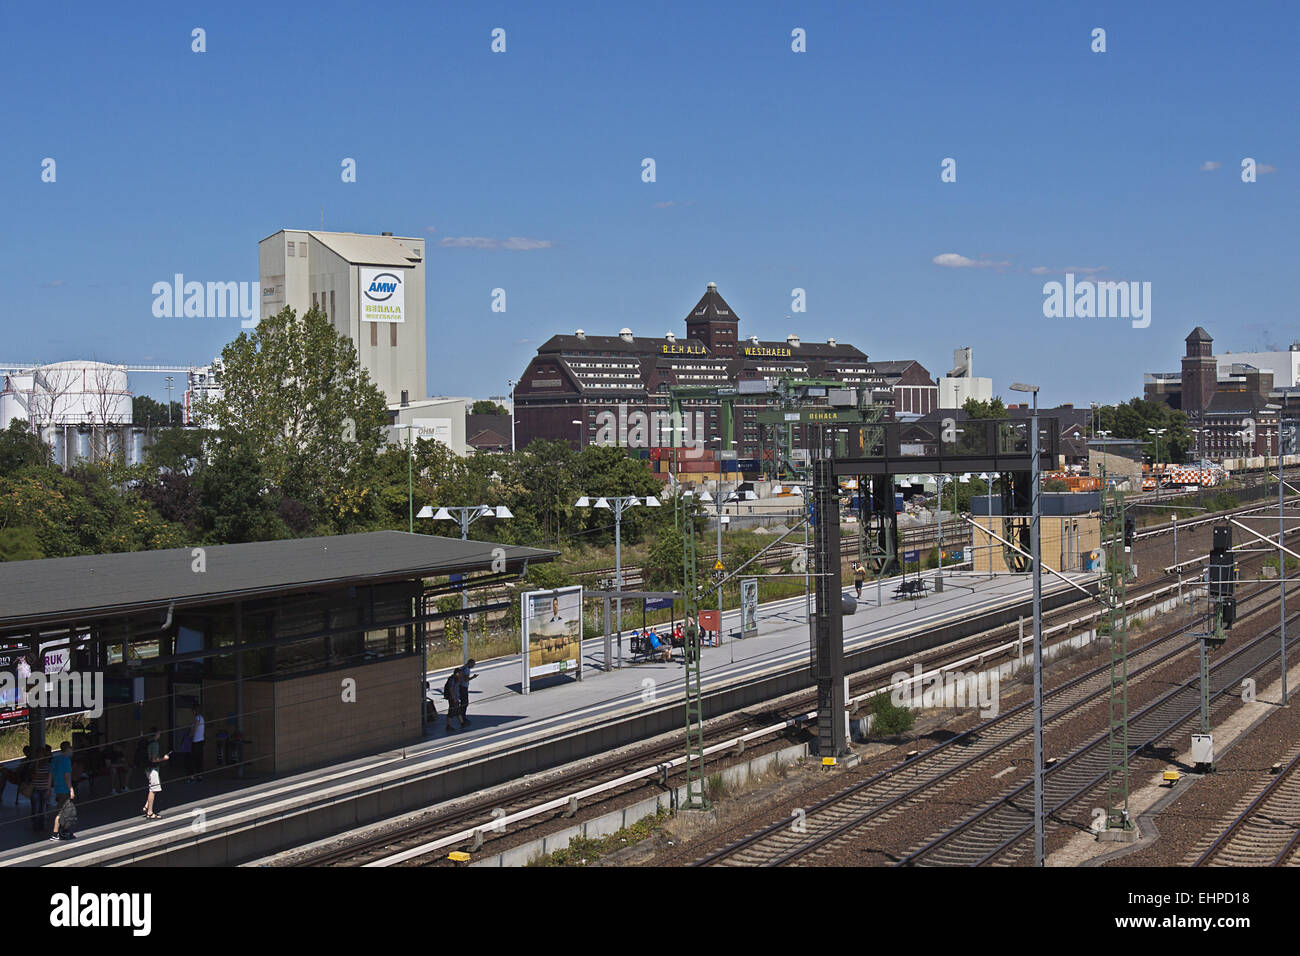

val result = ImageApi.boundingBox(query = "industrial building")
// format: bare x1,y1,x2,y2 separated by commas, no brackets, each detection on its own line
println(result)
0,360,152,467
513,282,937,460
259,230,428,411
1144,327,1283,459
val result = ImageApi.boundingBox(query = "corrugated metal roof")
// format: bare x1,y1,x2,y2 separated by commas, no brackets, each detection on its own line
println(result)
307,232,424,266
0,531,556,630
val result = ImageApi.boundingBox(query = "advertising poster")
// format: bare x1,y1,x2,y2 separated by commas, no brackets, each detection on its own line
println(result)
359,266,405,323
521,586,583,693
740,578,759,636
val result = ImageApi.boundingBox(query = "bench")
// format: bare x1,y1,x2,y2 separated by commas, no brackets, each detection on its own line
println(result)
893,579,930,599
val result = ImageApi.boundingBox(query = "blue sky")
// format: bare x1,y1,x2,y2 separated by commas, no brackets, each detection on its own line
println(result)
2,1,1295,408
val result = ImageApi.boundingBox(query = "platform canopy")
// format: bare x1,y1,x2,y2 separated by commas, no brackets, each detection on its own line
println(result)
0,531,557,631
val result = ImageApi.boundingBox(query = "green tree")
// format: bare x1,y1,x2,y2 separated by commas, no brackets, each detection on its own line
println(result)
471,400,508,416
1094,398,1191,463
144,427,206,476
0,419,50,474
133,395,183,427
0,526,44,562
201,306,390,532
195,438,290,543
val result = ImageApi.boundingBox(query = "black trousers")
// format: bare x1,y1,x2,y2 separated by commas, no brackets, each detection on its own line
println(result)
192,740,204,775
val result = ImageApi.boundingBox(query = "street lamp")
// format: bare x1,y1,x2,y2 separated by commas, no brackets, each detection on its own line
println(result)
1010,380,1045,868
577,494,660,666
165,376,175,424
395,423,420,532
507,379,517,452
418,504,512,666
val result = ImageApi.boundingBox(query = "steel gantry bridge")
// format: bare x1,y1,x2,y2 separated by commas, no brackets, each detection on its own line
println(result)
809,417,1059,759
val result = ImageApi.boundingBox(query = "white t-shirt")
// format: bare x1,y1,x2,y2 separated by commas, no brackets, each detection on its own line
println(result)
192,714,205,743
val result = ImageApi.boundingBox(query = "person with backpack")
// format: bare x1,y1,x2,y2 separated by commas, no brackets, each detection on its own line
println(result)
443,671,463,733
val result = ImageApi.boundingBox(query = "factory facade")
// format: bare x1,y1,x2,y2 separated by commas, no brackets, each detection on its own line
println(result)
513,283,937,460
258,230,428,409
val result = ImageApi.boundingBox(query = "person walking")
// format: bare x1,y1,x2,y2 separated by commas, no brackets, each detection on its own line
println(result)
852,561,866,600
443,670,463,732
189,710,206,782
143,728,168,819
48,742,74,841
29,747,51,833
457,659,477,727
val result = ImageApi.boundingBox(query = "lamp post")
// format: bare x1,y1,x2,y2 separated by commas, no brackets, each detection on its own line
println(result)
419,504,513,666
508,379,517,452
1265,402,1286,706
577,494,660,667
395,423,420,532
1011,381,1045,867
165,376,175,424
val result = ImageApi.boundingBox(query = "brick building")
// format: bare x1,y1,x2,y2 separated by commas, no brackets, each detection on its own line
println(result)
513,282,935,458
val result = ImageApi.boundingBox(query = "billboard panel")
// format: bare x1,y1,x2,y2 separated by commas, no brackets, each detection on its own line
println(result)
740,578,759,636
359,266,405,323
521,586,583,693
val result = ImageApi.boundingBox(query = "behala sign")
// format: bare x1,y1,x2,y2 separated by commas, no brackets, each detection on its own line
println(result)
359,267,405,323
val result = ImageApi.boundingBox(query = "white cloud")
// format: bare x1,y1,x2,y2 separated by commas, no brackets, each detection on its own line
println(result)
1200,161,1222,172
438,236,554,250
1259,164,1277,174
932,253,1009,269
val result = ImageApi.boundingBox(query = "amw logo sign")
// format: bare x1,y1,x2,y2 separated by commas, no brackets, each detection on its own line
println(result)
361,267,405,323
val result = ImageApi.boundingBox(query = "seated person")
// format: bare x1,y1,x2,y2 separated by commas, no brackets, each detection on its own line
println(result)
671,626,685,648
647,630,672,662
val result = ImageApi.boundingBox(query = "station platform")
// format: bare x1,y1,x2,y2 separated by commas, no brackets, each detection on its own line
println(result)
0,569,1092,866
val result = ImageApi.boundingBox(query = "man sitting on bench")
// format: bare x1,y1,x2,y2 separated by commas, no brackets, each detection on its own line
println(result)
647,629,672,662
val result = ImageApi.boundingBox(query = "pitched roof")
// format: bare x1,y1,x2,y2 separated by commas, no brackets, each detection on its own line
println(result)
1186,326,1214,343
685,282,739,324
306,231,424,266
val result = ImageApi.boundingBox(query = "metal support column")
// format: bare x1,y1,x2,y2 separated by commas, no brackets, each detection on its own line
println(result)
812,458,848,758
681,494,708,809
1101,480,1132,833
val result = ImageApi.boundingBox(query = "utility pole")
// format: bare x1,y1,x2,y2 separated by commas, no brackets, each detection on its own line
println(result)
1011,382,1045,864
679,487,708,809
1100,464,1133,838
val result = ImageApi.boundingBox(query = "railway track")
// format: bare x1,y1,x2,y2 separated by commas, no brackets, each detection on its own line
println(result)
898,610,1300,866
690,581,1283,867
1194,744,1300,867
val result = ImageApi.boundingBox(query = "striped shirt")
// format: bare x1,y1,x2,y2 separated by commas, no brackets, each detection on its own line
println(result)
29,759,50,791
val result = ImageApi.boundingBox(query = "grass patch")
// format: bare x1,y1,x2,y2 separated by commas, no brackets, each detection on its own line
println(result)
528,806,670,867
0,718,80,762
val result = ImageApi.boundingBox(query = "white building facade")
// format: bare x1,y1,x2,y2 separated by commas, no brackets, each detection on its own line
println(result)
259,230,428,407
